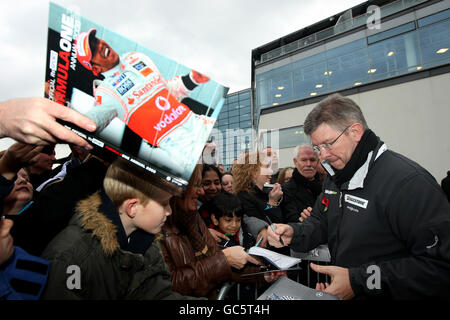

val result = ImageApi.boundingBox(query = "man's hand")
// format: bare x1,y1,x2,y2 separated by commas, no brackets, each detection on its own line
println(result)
208,228,230,243
0,98,96,148
266,223,293,248
310,263,355,300
299,206,312,222
0,143,44,180
264,270,287,283
268,183,283,206
256,227,268,248
223,246,261,269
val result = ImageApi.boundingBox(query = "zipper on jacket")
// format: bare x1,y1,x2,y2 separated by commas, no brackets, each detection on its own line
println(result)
333,191,345,263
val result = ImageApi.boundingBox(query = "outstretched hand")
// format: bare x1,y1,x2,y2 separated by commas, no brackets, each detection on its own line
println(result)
0,97,96,148
0,142,43,180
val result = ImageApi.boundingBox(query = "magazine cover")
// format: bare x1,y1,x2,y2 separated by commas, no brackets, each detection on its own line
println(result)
45,2,228,193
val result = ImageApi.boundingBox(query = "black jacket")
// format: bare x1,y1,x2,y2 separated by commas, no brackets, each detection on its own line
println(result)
281,168,322,223
8,157,108,256
237,185,283,224
289,140,450,299
41,191,191,300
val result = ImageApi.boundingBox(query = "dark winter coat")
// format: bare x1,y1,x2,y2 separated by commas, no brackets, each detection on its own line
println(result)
41,191,193,300
281,168,322,223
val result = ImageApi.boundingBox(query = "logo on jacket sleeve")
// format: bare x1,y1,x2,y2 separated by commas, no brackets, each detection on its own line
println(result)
344,194,369,209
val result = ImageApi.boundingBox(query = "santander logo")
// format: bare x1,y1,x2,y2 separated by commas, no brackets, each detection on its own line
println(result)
132,74,163,100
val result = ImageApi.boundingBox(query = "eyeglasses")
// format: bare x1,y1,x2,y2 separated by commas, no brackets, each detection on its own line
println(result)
312,124,352,155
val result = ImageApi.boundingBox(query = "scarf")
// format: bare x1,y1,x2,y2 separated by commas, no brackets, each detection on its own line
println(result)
333,129,379,187
292,168,322,197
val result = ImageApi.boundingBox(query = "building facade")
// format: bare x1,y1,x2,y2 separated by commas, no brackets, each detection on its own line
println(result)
252,0,450,181
212,88,254,170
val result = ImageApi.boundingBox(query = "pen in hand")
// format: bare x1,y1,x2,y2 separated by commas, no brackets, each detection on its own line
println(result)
265,215,285,246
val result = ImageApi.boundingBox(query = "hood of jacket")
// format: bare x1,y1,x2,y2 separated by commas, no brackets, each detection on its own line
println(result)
75,191,121,256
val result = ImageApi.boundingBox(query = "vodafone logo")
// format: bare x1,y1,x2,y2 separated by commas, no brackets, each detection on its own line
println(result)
155,96,171,111
153,105,188,132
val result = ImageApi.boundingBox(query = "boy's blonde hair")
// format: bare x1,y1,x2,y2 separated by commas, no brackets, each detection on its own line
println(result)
103,158,166,209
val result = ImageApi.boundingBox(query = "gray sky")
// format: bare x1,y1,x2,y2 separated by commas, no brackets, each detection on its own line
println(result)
0,0,365,100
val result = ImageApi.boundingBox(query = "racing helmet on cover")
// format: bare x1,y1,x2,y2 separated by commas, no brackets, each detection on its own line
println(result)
75,28,99,76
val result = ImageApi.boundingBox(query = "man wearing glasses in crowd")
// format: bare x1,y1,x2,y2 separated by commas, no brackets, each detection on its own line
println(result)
267,93,450,299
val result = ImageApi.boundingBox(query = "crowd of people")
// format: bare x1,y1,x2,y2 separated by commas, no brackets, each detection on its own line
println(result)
1,93,450,301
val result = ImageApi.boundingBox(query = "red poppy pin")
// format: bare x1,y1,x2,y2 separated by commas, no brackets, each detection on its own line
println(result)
322,196,329,212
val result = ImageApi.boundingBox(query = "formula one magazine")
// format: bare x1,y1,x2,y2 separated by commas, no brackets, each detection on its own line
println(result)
45,2,228,194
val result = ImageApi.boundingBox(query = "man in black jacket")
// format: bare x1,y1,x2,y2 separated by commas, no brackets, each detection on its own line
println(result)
281,144,322,223
267,93,450,299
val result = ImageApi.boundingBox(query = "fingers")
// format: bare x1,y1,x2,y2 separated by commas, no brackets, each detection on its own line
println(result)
310,263,333,276
267,224,288,247
299,207,312,222
40,100,96,149
46,101,96,132
209,228,229,242
246,254,262,266
315,282,330,291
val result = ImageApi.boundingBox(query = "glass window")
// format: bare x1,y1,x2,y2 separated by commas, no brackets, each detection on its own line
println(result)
239,91,251,101
257,79,271,108
260,126,309,149
419,19,450,67
293,61,328,99
240,121,252,129
228,101,239,111
218,111,227,120
229,115,240,124
279,126,309,149
239,104,250,115
367,22,415,44
418,9,450,28
368,31,419,81
239,113,251,122
326,39,365,59
327,47,369,91
229,109,239,117
227,94,239,103
270,72,293,105
292,52,326,70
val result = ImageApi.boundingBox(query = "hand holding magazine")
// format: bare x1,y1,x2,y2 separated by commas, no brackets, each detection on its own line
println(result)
247,247,301,270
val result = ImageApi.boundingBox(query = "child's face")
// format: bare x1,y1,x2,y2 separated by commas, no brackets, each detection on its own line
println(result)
135,192,172,234
0,218,14,265
213,214,242,236
221,174,233,193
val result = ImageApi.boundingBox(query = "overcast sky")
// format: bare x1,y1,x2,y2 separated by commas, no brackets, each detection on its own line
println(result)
0,0,365,100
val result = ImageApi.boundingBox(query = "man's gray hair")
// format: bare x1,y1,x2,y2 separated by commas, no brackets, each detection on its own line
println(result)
293,143,317,159
304,93,369,135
